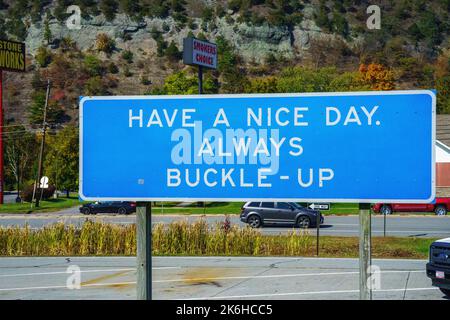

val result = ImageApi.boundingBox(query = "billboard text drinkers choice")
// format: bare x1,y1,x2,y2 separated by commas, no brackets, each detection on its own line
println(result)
183,37,217,69
80,91,435,203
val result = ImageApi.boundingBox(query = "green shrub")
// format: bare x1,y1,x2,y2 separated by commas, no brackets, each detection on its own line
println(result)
84,55,103,76
165,41,181,61
123,65,133,77
20,184,56,202
95,33,115,54
85,76,107,95
121,50,134,63
107,62,119,74
35,46,52,67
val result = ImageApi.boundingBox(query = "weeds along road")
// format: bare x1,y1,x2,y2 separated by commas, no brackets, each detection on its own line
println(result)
0,211,449,238
0,256,446,300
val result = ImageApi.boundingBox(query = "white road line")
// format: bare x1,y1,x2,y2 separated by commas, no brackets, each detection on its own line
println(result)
0,282,137,292
185,287,440,300
0,267,177,278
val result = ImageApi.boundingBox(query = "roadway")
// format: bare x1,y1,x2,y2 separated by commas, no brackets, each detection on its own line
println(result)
0,256,446,300
0,210,449,238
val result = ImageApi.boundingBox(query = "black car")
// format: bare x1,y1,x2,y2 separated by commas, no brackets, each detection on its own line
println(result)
79,201,136,215
240,201,323,228
426,237,450,298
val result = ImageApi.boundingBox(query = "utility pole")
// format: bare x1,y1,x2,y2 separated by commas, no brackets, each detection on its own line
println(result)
0,71,4,204
32,79,51,208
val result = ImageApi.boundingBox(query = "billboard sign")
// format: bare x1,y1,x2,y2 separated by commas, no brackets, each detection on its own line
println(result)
183,37,217,69
80,91,435,203
0,39,26,72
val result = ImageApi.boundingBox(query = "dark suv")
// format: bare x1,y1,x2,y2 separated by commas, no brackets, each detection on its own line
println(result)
80,201,136,215
426,237,450,298
240,201,323,228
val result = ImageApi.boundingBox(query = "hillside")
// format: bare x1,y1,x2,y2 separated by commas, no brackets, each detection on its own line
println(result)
1,0,449,129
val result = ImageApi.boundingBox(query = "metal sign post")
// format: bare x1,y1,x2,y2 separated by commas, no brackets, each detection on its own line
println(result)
359,203,372,300
316,211,320,256
198,65,203,94
136,202,152,300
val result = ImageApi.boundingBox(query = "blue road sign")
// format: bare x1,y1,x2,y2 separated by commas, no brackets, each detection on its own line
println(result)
80,90,435,203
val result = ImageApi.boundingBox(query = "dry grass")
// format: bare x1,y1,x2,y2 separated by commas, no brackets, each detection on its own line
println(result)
0,219,435,258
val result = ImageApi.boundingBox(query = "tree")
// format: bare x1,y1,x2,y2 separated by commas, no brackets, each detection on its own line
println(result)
35,46,52,67
28,91,64,126
100,0,118,21
277,67,338,93
216,36,248,93
244,76,278,93
83,55,104,77
84,76,108,95
119,0,140,16
44,17,52,45
165,41,181,61
44,125,79,196
121,50,134,63
359,64,395,90
53,0,71,22
314,2,331,31
416,11,441,48
332,11,349,38
96,33,115,54
329,72,371,91
7,18,27,41
436,75,450,114
4,126,38,191
163,71,217,94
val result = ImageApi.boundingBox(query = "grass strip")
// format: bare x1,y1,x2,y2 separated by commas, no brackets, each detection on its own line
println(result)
0,196,81,214
0,220,434,259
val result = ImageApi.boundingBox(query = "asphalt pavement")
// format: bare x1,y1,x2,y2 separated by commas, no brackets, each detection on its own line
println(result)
0,211,449,238
0,256,445,300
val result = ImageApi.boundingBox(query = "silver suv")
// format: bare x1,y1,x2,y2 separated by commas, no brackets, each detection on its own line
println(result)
240,201,323,228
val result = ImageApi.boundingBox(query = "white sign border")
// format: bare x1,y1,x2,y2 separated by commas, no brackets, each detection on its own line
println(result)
79,90,436,203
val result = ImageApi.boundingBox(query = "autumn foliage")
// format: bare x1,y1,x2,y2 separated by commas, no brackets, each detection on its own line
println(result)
359,64,395,91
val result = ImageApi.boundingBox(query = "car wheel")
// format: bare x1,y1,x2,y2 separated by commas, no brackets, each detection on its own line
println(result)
82,207,91,215
440,288,450,297
380,205,392,215
435,205,447,216
247,215,262,228
297,215,311,228
118,207,127,215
